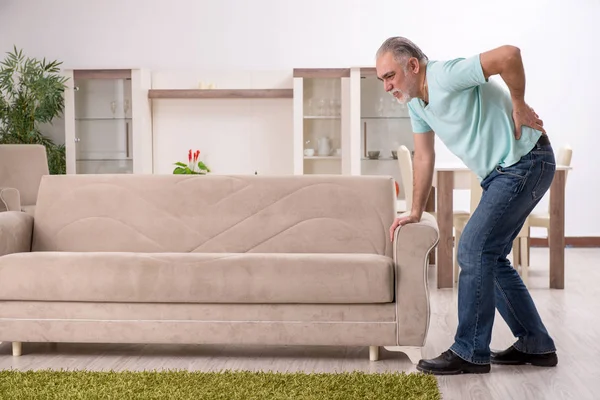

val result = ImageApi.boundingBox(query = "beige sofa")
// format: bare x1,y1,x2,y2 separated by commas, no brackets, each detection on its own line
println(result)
0,174,439,363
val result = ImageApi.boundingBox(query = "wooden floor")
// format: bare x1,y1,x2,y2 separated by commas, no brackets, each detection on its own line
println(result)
1,248,598,400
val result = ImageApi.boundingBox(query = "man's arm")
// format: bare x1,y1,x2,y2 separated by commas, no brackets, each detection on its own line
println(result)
479,45,545,137
410,131,435,219
388,131,435,241
479,45,525,103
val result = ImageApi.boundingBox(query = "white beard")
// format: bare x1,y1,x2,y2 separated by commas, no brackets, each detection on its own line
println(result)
389,71,421,104
390,88,412,104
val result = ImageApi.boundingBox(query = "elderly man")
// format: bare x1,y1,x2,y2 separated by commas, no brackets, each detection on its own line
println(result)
376,37,558,375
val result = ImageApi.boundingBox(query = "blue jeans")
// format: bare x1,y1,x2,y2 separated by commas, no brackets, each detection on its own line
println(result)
449,140,557,364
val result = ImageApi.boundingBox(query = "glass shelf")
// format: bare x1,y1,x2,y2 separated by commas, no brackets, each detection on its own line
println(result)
358,72,413,187
361,116,410,120
304,115,341,120
77,158,132,161
71,74,134,175
76,158,133,174
75,117,132,121
298,72,343,176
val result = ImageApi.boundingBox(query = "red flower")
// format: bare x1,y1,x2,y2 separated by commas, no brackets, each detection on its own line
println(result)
174,148,210,175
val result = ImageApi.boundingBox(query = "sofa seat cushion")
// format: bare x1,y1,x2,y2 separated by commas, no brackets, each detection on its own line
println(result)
0,252,394,304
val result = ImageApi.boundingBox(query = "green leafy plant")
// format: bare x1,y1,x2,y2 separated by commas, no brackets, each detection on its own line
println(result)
0,46,68,174
173,149,211,175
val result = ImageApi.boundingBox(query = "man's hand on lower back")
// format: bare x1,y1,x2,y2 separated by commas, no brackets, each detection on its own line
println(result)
389,214,421,242
512,100,546,139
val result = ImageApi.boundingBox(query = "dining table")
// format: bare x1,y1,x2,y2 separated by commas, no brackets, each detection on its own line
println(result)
430,162,571,289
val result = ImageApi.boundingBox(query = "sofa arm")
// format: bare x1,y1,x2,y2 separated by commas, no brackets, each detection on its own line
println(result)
0,187,21,212
392,211,439,346
0,211,33,256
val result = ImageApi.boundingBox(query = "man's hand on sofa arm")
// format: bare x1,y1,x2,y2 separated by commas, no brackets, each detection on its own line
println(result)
389,211,439,242
0,187,21,212
0,211,33,256
391,211,439,257
389,212,420,242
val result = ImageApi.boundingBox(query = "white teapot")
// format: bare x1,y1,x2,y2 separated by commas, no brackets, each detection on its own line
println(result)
317,136,331,156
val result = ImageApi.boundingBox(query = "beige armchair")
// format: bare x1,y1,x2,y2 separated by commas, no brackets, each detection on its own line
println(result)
0,187,20,212
0,144,49,216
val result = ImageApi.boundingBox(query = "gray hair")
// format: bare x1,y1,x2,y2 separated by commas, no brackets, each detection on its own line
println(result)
376,37,428,66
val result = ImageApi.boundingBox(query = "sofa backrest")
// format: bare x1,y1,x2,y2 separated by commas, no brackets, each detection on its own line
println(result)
31,174,396,256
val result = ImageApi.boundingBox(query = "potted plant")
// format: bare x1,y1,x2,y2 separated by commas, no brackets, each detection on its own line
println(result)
0,46,69,174
173,149,211,175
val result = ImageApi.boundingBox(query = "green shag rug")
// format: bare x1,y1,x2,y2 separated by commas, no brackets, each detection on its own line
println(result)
0,369,440,399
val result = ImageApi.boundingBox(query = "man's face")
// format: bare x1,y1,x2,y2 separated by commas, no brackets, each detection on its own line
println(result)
376,52,420,104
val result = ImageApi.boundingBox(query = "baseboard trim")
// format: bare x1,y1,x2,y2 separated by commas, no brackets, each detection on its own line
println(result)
530,237,600,248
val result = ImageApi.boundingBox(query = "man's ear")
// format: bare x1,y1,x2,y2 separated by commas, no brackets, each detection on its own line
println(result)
409,57,420,74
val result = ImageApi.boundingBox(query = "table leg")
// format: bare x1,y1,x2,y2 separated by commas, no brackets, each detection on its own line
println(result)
549,170,566,289
437,171,454,288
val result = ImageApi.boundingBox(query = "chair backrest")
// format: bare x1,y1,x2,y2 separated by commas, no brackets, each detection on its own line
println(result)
0,144,49,207
557,145,573,181
557,145,572,166
396,145,413,210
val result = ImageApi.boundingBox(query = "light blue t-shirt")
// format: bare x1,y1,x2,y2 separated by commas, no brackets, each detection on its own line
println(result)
406,54,542,181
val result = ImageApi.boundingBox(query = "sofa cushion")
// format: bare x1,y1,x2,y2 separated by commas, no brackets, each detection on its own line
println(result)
0,252,394,304
31,175,396,257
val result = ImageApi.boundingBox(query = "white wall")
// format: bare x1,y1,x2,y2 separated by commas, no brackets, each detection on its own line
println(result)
1,0,598,236
151,69,294,175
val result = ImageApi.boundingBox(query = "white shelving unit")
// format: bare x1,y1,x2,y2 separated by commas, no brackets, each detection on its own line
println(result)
60,66,414,185
293,69,351,175
349,67,415,206
63,69,153,175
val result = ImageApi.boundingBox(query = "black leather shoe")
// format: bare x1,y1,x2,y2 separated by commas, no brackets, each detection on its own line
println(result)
416,350,491,375
491,346,558,366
